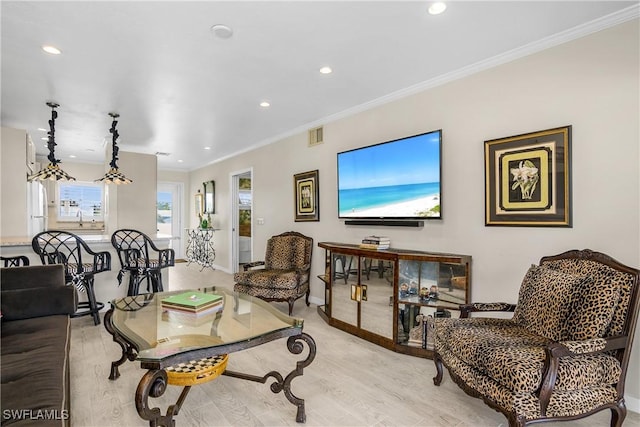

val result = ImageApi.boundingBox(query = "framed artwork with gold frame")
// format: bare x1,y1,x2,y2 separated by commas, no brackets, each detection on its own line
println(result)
195,190,204,217
294,170,320,222
484,126,572,227
203,180,215,214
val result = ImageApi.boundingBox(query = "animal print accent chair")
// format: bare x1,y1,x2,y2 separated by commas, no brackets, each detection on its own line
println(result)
433,249,640,427
234,231,313,315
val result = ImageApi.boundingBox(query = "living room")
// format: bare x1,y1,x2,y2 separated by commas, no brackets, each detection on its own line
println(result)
1,2,639,426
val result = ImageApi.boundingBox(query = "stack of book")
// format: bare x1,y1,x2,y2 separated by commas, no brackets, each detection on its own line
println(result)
359,236,391,250
161,291,224,317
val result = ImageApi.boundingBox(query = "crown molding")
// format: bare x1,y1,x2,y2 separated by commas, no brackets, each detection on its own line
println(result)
193,4,640,171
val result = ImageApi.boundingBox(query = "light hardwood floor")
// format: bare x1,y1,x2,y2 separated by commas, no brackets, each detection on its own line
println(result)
69,263,640,427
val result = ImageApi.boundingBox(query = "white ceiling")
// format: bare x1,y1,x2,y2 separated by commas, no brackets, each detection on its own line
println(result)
1,1,637,171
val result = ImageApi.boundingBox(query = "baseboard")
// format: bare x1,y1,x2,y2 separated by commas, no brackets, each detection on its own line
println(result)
309,295,323,306
628,395,640,414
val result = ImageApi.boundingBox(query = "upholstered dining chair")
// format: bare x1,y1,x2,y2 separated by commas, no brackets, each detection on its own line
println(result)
1,255,30,267
111,229,175,296
31,230,111,325
233,231,313,315
433,249,640,427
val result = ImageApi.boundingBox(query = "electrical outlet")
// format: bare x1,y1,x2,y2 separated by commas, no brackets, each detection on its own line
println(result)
257,218,265,225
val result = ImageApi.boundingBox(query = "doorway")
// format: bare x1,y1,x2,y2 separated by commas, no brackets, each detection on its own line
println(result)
157,182,184,259
230,169,252,273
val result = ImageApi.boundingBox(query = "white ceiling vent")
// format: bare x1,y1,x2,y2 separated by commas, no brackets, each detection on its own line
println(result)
155,151,171,156
308,126,324,147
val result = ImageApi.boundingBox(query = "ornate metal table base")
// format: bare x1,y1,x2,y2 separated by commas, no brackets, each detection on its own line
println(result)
113,328,316,426
185,228,217,271
104,309,138,380
223,333,316,423
136,369,191,427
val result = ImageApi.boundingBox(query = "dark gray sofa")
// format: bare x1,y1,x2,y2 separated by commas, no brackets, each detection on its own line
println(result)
1,265,77,426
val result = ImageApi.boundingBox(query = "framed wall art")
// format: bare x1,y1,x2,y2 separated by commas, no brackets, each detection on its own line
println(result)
195,190,204,217
294,169,320,222
203,180,215,214
484,126,572,227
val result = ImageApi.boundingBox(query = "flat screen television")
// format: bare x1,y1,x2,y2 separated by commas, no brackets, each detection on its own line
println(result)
337,129,442,221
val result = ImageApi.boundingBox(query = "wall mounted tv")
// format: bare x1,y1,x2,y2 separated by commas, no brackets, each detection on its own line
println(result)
337,129,442,224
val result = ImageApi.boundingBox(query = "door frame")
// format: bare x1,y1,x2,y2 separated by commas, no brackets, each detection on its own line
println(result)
157,181,184,259
230,168,253,273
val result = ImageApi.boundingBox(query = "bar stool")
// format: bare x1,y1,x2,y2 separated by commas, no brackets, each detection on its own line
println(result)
1,255,30,267
32,230,111,325
111,229,175,296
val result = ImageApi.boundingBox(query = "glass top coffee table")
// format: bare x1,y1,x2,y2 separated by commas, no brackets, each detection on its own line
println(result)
104,286,316,426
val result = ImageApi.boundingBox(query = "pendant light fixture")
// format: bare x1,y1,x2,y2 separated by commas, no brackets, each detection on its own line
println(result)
95,112,133,185
27,102,76,182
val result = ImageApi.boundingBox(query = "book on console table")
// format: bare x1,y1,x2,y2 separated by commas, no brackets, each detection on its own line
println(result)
362,235,391,244
161,291,223,314
359,243,390,250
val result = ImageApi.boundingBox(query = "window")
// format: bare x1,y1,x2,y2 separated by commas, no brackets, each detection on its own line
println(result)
157,190,172,235
58,182,104,221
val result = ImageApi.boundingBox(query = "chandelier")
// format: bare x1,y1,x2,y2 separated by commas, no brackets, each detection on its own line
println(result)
95,112,133,184
27,102,76,182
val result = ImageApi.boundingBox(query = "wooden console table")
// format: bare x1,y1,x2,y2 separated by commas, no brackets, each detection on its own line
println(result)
317,242,471,358
185,228,218,270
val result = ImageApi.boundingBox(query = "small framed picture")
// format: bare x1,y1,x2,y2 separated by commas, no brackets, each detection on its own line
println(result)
294,170,320,222
484,126,572,227
195,191,204,217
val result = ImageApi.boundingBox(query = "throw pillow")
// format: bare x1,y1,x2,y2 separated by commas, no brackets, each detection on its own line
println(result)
512,264,588,341
550,263,621,341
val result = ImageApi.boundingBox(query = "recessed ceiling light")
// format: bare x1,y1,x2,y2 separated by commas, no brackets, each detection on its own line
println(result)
428,2,447,15
41,137,48,141
210,24,233,39
260,101,270,108
37,128,47,132
42,45,61,55
177,159,184,163
319,66,332,74
204,146,211,150
69,154,76,158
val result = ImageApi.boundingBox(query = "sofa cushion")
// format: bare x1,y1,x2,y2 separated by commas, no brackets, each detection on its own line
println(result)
234,282,309,300
512,265,587,341
437,318,621,394
542,259,625,340
1,286,77,321
1,315,71,426
564,270,620,341
439,343,620,420
234,269,307,290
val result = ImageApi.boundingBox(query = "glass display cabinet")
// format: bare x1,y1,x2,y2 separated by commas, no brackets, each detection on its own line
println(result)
317,242,471,358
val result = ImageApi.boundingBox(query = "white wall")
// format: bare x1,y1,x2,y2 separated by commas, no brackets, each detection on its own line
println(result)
0,127,28,237
113,151,157,235
188,20,640,407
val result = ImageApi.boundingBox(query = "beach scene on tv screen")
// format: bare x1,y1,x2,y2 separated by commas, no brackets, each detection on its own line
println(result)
338,131,441,218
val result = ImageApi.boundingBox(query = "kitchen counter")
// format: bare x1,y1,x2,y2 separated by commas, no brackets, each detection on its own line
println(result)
1,232,175,307
0,233,172,247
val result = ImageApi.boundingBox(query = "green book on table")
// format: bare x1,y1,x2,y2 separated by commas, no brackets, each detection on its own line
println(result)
161,291,223,312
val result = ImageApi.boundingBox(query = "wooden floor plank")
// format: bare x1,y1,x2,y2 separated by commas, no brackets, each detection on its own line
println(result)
68,263,640,426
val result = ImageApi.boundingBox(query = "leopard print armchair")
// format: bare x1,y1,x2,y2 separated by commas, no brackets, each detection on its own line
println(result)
433,249,640,427
233,231,312,315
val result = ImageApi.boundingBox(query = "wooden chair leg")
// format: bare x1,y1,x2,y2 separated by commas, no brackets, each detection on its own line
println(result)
127,272,139,296
155,270,164,292
87,283,101,326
